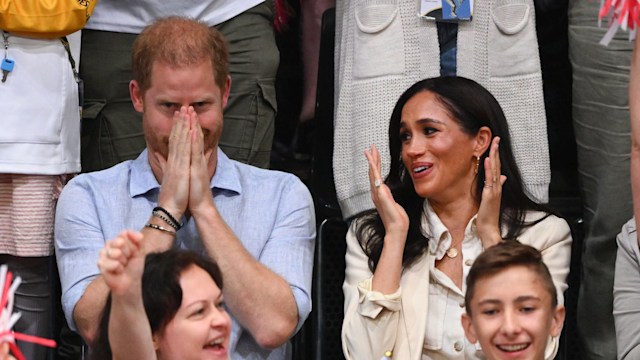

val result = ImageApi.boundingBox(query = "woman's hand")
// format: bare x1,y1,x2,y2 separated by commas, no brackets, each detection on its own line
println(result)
477,137,507,249
365,144,409,241
97,231,145,296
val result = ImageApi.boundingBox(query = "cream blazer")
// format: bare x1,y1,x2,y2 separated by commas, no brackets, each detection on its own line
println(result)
342,211,572,360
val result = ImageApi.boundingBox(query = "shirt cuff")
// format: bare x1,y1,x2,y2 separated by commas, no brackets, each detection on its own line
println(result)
357,277,402,318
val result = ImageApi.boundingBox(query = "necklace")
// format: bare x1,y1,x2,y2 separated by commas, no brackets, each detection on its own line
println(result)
445,238,464,259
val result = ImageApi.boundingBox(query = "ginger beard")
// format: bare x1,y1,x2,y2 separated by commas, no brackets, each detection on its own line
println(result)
131,60,229,175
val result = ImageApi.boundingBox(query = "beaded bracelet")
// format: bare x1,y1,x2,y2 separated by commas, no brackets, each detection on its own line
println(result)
153,206,183,230
145,223,176,236
152,210,179,231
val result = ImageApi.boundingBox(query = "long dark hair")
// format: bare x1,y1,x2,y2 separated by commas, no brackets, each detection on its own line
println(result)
355,77,552,272
91,249,224,360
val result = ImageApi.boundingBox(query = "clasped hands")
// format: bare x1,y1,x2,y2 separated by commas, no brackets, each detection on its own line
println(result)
154,106,216,222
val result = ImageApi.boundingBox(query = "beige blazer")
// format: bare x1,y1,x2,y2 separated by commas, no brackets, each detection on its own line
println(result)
342,211,572,360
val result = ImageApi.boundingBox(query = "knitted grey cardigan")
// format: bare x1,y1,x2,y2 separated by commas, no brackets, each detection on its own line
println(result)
334,0,550,219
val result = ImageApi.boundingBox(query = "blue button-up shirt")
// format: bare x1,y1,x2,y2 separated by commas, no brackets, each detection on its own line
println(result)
55,149,316,359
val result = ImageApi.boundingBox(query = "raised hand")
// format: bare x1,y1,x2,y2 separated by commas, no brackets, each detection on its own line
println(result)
0,343,15,360
365,144,409,240
97,231,145,296
476,137,507,248
188,113,216,216
156,106,194,220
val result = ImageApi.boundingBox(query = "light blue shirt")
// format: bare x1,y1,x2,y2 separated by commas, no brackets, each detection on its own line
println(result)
55,149,316,359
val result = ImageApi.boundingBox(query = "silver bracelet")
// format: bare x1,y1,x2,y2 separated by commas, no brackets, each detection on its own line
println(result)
145,223,176,236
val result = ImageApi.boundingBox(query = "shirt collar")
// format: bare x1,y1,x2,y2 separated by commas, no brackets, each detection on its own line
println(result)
210,149,242,195
129,148,242,197
130,149,159,197
421,200,478,259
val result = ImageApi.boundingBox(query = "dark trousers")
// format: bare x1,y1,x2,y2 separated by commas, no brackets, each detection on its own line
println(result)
0,255,56,360
568,0,634,358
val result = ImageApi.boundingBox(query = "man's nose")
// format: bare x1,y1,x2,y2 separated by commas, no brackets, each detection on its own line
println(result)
501,311,522,336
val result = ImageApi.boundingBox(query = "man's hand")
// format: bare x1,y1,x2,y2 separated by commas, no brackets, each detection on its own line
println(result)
188,117,216,216
156,106,194,220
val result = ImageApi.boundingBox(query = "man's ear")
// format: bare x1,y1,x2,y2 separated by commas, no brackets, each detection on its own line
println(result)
461,312,478,343
130,80,144,113
550,304,566,338
474,126,492,157
222,75,231,109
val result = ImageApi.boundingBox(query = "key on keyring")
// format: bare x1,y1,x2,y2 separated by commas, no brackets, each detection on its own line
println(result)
1,58,14,82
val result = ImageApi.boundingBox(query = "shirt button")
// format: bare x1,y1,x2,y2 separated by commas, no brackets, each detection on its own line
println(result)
459,302,465,308
454,341,464,352
465,259,473,266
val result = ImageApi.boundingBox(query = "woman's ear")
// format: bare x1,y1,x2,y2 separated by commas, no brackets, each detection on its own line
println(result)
474,126,492,156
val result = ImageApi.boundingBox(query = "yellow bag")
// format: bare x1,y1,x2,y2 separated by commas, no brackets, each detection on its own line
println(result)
0,0,97,38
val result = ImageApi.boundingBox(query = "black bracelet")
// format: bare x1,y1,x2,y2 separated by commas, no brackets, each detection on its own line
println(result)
152,210,179,231
153,206,182,230
145,223,176,236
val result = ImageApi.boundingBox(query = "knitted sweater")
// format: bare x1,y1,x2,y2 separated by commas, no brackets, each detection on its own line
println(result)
334,0,550,219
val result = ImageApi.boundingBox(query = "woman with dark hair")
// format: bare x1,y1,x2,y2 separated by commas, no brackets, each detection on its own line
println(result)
341,77,571,360
92,231,231,360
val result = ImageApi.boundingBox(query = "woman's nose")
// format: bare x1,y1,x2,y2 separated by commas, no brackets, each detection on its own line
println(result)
211,307,232,329
405,137,425,156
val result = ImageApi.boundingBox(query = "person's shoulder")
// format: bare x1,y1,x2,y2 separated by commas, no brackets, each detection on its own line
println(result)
518,210,571,247
617,218,638,255
231,160,307,189
65,161,133,191
524,210,568,228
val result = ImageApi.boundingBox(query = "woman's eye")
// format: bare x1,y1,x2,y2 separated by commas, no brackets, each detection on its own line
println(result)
399,132,411,142
424,127,437,135
216,301,226,309
190,307,206,317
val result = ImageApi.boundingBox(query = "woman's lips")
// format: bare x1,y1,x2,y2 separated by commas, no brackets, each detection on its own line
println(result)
410,162,433,180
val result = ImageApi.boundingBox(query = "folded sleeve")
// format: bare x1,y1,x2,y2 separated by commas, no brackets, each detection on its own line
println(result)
258,177,316,332
342,221,402,360
54,178,105,331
